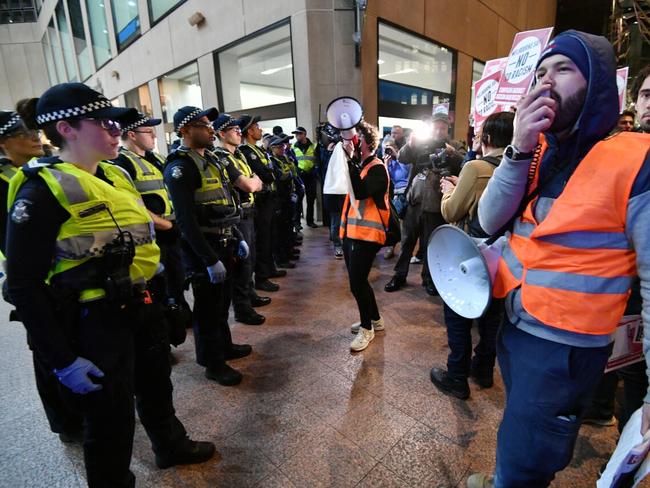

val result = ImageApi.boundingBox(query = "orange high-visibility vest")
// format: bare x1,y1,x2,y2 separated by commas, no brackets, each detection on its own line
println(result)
493,131,650,335
339,158,390,245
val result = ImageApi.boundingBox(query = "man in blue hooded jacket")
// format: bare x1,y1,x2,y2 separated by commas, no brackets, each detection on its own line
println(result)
468,31,650,487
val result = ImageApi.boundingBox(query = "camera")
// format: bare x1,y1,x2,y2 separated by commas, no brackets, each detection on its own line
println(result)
316,122,341,147
427,141,454,177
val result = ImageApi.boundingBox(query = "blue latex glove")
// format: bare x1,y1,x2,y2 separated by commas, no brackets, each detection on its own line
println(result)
206,261,227,284
238,240,249,259
54,357,104,395
290,193,298,204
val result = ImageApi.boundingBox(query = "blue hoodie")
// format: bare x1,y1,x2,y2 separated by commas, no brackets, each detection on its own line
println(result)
478,31,650,391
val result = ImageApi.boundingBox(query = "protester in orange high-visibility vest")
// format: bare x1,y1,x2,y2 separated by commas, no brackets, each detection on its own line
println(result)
466,31,650,488
339,120,390,353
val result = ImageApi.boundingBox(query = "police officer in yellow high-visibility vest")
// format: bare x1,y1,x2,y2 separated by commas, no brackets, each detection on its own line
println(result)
292,126,320,228
5,84,214,488
111,111,189,346
163,107,255,387
212,114,266,326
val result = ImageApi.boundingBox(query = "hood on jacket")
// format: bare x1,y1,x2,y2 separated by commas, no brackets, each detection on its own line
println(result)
536,30,619,150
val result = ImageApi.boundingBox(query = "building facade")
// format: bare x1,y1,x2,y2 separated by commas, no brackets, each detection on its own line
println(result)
0,0,556,151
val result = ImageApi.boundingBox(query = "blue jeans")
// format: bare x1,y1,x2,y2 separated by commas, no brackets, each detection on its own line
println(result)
324,194,345,247
494,321,612,487
443,300,502,380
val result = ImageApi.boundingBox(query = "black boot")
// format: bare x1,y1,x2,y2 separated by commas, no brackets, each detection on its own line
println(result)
430,367,470,400
225,343,253,360
205,363,243,386
251,296,272,307
384,275,406,292
155,437,216,469
255,279,280,292
234,310,265,325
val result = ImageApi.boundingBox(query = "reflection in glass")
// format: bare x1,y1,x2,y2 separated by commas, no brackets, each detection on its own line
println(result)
67,0,92,80
111,0,140,49
124,84,154,117
148,0,184,23
41,32,58,84
158,62,201,147
56,1,78,82
48,17,67,82
218,24,294,112
86,0,111,67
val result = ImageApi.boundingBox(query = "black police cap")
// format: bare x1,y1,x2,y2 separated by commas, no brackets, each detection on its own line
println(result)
35,83,137,127
0,110,23,137
120,111,161,134
173,105,219,135
213,113,239,133
292,126,307,134
237,114,261,133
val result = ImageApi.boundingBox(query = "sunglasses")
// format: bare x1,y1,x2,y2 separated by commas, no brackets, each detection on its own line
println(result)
85,118,122,135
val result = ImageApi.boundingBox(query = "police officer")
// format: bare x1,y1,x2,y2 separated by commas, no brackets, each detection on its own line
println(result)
6,84,214,488
268,136,299,268
211,114,265,325
111,111,189,347
163,106,252,386
0,104,85,443
238,115,286,292
292,126,320,228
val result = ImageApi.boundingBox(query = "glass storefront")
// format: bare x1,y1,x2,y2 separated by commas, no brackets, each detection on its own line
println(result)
217,23,295,113
158,62,201,147
48,17,68,82
124,84,154,117
377,22,456,133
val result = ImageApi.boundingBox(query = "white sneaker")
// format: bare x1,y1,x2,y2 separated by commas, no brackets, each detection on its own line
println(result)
350,326,374,351
351,317,384,334
334,247,343,259
410,256,422,264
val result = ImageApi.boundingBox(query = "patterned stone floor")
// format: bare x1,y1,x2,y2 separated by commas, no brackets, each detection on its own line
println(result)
0,225,641,487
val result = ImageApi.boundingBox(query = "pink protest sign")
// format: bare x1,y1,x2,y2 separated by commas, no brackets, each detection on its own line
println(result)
495,27,554,104
482,57,507,78
617,67,629,113
473,70,503,129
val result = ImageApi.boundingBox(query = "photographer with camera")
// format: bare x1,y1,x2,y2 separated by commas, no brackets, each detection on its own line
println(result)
6,84,215,488
384,112,465,295
429,111,514,400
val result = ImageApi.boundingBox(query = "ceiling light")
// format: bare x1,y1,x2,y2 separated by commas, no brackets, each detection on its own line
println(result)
377,59,385,65
261,64,292,75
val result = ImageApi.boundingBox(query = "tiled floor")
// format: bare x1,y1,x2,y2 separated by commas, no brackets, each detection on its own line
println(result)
0,226,638,487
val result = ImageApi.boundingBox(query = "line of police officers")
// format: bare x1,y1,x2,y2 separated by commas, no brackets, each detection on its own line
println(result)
0,83,309,488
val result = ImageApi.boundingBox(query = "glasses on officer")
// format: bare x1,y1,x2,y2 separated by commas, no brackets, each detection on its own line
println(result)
186,122,213,130
85,118,122,136
6,126,42,140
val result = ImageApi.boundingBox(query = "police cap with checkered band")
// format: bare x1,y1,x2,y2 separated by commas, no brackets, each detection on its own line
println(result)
120,111,162,134
173,105,219,136
35,83,137,127
0,111,23,137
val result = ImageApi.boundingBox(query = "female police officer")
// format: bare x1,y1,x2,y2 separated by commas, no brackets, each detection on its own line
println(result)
5,83,213,488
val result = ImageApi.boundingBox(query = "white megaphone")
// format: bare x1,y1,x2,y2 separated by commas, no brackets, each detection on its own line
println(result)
326,96,363,141
427,225,506,319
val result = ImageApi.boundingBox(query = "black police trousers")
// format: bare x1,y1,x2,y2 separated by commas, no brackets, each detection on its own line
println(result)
190,240,236,368
254,193,277,280
273,194,295,262
233,213,256,315
63,294,186,488
158,236,189,309
300,171,318,225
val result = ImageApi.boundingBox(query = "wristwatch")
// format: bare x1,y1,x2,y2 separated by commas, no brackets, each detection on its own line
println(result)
504,145,534,161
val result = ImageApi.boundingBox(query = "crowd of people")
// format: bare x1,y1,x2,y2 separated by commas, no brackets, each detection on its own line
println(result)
0,27,649,488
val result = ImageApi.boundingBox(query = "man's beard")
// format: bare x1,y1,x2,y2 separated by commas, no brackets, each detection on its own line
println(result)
640,117,650,133
549,87,587,134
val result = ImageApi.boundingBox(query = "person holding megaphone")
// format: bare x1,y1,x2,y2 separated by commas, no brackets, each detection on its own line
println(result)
326,97,390,352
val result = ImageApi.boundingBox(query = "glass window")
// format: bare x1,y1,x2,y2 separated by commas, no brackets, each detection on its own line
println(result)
67,0,92,80
217,23,294,112
86,0,111,67
470,59,486,114
158,62,201,147
378,23,456,124
41,32,57,84
148,0,184,23
111,0,139,50
258,117,296,136
124,84,153,117
48,17,67,82
55,1,78,81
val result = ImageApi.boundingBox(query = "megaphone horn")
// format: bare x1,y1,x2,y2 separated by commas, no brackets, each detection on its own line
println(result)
427,225,506,319
326,96,363,141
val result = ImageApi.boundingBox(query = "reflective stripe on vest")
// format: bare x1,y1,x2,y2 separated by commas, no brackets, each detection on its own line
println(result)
492,132,650,335
339,158,390,245
0,163,19,184
293,143,316,172
244,143,276,192
7,160,160,302
185,149,234,207
226,151,254,205
118,149,174,219
272,155,294,181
